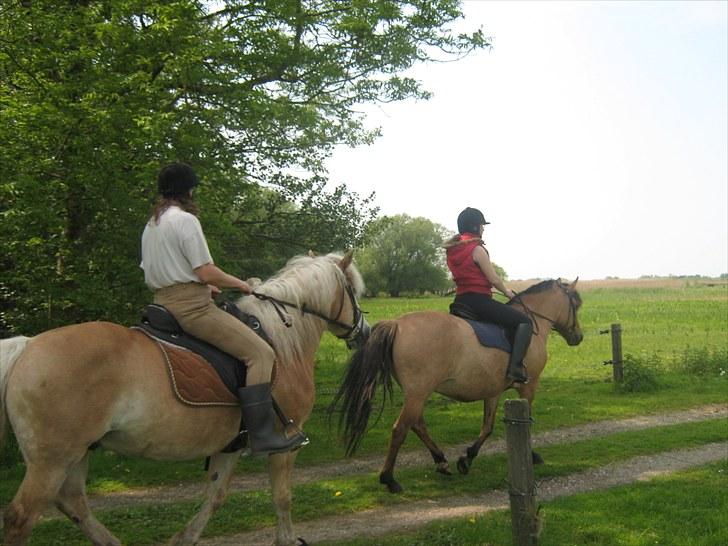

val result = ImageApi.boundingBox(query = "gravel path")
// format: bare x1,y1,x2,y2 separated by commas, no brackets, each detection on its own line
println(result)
76,403,726,514
201,441,728,546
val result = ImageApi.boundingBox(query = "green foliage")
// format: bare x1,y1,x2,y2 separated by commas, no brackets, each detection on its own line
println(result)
357,214,452,296
0,1,487,335
679,346,728,378
615,353,662,393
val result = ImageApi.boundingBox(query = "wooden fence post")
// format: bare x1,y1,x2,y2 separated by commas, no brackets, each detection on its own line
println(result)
504,399,539,546
600,323,623,382
610,323,623,382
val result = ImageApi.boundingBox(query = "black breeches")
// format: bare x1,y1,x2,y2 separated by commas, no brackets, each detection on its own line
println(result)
454,292,531,343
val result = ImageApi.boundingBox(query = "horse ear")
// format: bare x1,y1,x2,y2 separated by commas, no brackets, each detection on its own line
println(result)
572,277,579,287
308,249,317,257
339,249,354,270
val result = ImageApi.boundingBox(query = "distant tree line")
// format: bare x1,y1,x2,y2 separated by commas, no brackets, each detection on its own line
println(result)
0,1,486,335
357,214,507,297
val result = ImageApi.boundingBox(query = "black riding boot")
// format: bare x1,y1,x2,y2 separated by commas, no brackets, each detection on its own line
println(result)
238,383,309,455
507,323,532,384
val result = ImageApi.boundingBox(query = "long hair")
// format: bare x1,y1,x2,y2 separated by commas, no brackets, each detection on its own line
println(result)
236,253,366,366
150,194,199,224
0,337,30,452
329,321,397,456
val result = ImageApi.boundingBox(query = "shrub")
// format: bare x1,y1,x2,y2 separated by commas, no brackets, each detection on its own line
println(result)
615,353,661,393
679,346,728,378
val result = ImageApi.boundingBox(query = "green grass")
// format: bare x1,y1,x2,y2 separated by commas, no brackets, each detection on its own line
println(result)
2,285,727,491
16,418,728,545
331,459,728,546
1,283,726,541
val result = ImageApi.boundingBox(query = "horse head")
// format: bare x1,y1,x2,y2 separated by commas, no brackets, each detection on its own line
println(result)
332,250,371,350
553,278,583,346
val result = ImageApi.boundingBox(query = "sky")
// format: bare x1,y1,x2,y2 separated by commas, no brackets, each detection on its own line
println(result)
325,1,728,281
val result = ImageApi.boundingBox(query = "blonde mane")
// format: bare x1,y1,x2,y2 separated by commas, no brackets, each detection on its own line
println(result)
236,253,365,365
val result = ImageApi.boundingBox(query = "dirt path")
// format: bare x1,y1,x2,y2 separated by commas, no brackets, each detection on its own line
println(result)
200,441,728,546
76,403,726,514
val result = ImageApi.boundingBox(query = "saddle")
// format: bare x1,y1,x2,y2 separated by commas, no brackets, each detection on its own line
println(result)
449,302,512,353
133,302,273,405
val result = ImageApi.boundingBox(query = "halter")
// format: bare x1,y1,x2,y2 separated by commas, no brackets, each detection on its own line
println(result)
509,280,579,336
251,283,367,349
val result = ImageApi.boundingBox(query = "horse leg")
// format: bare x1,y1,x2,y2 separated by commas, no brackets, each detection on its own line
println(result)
515,379,544,464
54,454,121,546
3,463,69,546
167,451,241,546
379,397,426,494
269,451,298,546
457,396,500,475
411,415,450,476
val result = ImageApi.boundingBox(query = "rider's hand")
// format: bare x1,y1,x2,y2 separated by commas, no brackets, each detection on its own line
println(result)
504,288,516,300
208,284,222,297
238,280,252,295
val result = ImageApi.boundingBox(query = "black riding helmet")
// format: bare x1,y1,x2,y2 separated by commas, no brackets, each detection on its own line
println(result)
157,162,199,198
457,207,490,234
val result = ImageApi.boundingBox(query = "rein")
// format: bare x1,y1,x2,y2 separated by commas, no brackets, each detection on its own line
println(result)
509,281,578,335
251,283,366,347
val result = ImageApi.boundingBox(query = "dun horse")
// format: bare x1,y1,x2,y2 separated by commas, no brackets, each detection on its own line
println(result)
0,252,368,546
333,279,582,493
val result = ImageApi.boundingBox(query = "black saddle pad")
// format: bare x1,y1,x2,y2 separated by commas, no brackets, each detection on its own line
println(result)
136,302,269,395
449,302,512,353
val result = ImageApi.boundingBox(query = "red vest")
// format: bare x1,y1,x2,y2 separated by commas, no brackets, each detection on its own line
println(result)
446,234,493,296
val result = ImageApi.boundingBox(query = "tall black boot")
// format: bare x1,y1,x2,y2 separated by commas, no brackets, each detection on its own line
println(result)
507,323,532,384
238,383,309,455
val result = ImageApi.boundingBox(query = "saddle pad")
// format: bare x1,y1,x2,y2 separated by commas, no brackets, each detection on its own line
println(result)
135,329,239,407
464,320,512,353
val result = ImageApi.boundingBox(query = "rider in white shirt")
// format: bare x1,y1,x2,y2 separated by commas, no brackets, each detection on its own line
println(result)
141,162,307,455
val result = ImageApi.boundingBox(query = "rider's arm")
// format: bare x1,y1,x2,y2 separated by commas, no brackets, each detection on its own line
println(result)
472,246,515,299
194,263,252,294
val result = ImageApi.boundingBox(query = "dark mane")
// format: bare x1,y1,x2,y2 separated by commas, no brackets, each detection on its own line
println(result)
518,279,558,297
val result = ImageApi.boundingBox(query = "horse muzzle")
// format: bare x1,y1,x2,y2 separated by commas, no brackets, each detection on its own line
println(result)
345,317,371,350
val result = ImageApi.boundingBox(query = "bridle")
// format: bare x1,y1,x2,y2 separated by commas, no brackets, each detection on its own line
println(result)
509,280,580,336
251,282,367,349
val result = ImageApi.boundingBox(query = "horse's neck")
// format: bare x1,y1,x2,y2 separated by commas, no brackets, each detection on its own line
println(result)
514,291,560,341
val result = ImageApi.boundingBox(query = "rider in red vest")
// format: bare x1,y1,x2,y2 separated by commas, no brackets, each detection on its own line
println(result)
444,207,531,383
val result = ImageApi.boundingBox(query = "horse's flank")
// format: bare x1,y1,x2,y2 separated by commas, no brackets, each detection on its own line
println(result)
0,336,30,451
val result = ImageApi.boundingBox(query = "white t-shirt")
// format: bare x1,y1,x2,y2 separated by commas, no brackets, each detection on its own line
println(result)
141,206,214,290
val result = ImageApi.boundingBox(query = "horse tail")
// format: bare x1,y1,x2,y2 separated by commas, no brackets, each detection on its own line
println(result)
0,336,30,450
330,321,398,457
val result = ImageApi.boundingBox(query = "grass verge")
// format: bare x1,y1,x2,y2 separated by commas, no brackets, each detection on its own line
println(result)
331,459,728,546
18,418,727,545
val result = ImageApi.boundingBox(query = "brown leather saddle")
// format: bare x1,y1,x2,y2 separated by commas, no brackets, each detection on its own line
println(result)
133,302,274,407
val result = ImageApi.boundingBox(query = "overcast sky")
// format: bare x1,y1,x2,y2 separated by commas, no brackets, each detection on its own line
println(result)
325,0,728,280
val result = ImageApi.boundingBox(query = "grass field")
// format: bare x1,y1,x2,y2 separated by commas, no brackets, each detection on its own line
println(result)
1,279,726,544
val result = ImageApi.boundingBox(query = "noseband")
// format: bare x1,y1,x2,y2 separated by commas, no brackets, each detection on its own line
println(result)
510,281,579,336
252,283,366,348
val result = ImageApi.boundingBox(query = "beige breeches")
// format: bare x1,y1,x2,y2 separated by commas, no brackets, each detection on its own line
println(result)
154,283,274,385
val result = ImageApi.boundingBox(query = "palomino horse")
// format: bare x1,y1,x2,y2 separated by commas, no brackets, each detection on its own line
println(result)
0,252,368,546
332,279,582,493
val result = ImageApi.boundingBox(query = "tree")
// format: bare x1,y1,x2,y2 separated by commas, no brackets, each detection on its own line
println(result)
358,215,451,296
0,1,488,335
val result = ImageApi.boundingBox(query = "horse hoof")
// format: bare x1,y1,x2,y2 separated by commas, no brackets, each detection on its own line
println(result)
532,451,544,465
457,456,470,475
436,462,452,476
380,473,403,493
387,481,403,494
